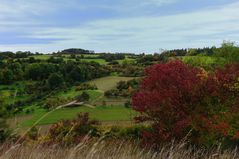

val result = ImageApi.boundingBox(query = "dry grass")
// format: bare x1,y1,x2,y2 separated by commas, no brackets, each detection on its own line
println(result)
0,138,238,159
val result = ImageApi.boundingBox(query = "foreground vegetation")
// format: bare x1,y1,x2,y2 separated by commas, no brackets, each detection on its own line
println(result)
1,139,238,159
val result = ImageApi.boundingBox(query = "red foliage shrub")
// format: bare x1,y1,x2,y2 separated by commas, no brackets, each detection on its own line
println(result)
132,61,239,147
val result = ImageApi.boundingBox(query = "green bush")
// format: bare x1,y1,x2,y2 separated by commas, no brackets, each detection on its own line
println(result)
47,113,100,145
105,125,149,139
76,91,90,102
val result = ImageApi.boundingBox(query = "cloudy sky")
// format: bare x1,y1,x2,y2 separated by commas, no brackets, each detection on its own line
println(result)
0,0,239,53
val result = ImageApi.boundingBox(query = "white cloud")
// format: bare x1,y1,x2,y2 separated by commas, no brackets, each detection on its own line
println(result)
0,0,81,21
0,1,239,53
0,1,49,18
92,0,181,14
141,0,180,6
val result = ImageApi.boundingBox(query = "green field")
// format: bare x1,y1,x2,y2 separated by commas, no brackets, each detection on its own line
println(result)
20,106,135,126
87,76,134,92
80,58,107,65
28,54,108,65
117,56,136,65
63,54,99,58
29,55,52,60
53,88,102,100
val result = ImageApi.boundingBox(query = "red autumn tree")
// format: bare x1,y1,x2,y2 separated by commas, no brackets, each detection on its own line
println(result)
132,61,239,147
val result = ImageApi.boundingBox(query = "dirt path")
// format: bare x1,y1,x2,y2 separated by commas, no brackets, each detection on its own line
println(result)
56,100,84,109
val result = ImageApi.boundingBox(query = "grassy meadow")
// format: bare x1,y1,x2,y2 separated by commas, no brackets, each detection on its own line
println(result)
19,106,135,126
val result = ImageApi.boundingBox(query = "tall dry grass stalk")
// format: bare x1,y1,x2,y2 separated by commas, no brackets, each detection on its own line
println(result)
0,139,238,159
14,100,80,145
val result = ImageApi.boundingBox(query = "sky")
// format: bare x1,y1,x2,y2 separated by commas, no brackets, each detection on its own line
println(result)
0,0,239,53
